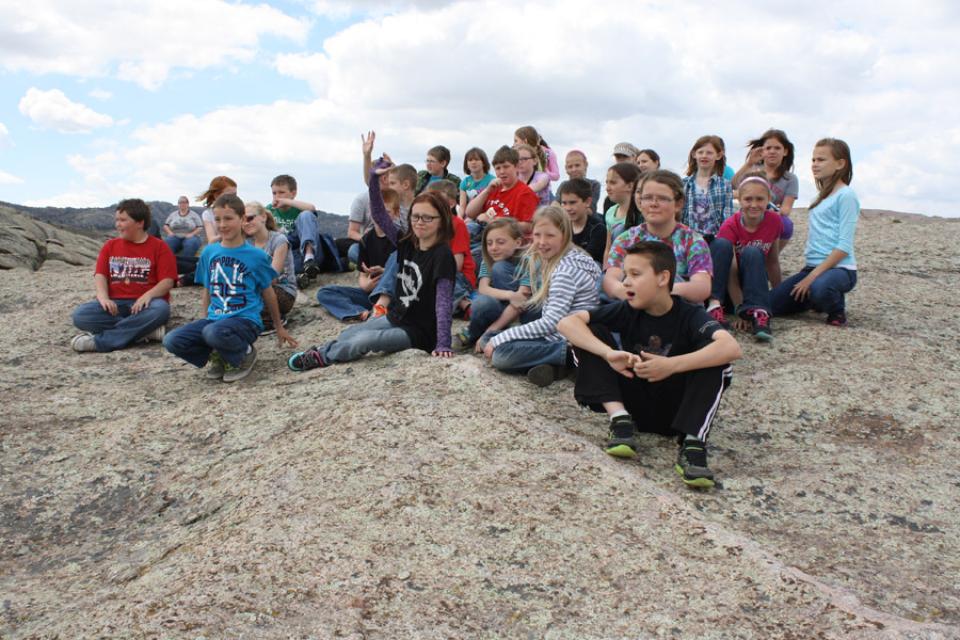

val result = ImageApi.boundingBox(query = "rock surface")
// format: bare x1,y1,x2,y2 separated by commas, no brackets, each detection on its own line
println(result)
1,210,958,638
0,206,103,270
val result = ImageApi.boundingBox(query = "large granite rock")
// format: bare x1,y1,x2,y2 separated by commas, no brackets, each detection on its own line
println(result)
0,210,958,638
0,206,103,270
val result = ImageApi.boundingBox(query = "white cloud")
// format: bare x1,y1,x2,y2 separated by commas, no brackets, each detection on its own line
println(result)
0,0,309,90
0,169,24,185
18,88,114,134
88,89,112,101
27,0,960,217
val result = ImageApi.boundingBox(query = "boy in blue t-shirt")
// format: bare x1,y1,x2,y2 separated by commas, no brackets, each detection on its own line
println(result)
558,241,742,489
164,194,298,382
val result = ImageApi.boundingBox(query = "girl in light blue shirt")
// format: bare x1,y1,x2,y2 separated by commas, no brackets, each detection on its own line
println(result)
770,139,859,326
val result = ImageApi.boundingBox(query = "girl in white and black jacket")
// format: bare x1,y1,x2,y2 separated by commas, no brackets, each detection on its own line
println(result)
480,205,601,387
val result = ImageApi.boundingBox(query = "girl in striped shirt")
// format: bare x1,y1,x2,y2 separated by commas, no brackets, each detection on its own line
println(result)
479,205,601,387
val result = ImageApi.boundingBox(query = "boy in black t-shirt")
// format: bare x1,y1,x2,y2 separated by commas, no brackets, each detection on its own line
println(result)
558,178,606,264
557,241,742,488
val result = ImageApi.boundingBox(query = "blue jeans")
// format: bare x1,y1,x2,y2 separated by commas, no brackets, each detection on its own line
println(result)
771,267,857,316
488,335,568,374
710,239,771,314
453,272,474,308
466,260,523,340
287,211,322,273
164,235,201,257
371,251,398,301
163,317,260,367
316,285,373,320
72,298,170,352
318,315,412,363
347,242,361,266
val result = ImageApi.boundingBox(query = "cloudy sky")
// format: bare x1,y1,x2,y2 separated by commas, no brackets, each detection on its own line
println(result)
0,0,957,217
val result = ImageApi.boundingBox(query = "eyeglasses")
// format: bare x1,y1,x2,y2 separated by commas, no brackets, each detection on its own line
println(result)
244,215,258,221
411,214,441,223
519,156,535,162
639,195,675,204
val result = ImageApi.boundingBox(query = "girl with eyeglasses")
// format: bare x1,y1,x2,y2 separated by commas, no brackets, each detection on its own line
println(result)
288,157,458,370
515,142,553,206
603,171,712,305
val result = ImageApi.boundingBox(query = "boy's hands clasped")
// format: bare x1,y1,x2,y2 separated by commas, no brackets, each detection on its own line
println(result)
604,348,677,383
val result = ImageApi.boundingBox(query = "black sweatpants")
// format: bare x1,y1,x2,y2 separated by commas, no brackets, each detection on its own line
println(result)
573,325,732,442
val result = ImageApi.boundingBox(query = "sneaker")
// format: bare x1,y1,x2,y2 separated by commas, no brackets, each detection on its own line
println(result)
296,273,312,290
452,328,473,352
604,415,638,459
707,304,729,328
527,364,568,388
748,309,773,342
826,312,847,327
303,257,320,278
288,347,326,372
70,333,97,352
223,346,258,383
143,325,166,342
675,440,715,489
205,352,226,380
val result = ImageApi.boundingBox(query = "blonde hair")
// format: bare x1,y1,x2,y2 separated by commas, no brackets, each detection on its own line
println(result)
521,205,577,309
480,218,523,268
245,200,277,231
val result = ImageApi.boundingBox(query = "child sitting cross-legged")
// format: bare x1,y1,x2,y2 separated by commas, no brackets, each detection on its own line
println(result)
163,194,298,382
558,241,742,489
287,157,457,370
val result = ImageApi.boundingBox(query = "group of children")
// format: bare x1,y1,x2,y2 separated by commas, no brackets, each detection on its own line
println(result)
69,125,861,490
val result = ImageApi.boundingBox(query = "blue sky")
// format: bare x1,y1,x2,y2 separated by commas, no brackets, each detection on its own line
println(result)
1,0,957,217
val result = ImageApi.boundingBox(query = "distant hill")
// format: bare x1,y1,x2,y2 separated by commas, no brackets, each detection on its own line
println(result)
0,200,351,238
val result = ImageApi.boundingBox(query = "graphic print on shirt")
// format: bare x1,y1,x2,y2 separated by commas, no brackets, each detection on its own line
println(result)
109,257,151,285
633,334,671,357
397,259,423,308
486,196,513,218
208,256,250,315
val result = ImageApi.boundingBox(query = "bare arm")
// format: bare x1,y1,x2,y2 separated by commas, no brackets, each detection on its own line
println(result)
602,267,627,300
271,241,289,276
276,198,315,212
557,311,639,378
162,224,173,236
672,271,711,304
94,273,117,315
361,131,375,186
458,190,468,217
464,180,499,220
203,220,219,244
262,286,298,347
779,195,796,218
347,221,364,242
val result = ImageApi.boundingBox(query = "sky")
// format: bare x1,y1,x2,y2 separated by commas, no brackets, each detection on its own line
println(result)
0,0,958,217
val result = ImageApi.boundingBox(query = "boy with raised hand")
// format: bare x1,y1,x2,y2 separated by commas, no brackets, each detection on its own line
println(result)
266,174,322,281
464,145,539,241
557,241,742,489
557,178,606,264
71,198,177,352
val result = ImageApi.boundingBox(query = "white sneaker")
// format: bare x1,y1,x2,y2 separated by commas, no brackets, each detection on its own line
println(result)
143,325,166,342
70,333,97,352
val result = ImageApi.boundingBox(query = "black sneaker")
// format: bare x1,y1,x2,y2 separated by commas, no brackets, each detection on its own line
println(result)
675,440,715,489
303,258,320,278
296,273,312,290
605,415,638,459
527,364,568,388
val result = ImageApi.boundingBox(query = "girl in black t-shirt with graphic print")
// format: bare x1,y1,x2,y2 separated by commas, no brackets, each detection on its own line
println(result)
288,158,457,370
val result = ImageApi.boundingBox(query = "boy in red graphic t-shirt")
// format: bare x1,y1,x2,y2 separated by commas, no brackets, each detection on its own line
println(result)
464,145,539,244
71,198,177,352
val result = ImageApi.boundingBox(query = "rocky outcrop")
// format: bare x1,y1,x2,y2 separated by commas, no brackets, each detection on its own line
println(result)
0,210,958,638
0,206,103,270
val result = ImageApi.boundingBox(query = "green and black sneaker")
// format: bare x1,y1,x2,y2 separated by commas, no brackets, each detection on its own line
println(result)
605,415,638,459
675,440,715,489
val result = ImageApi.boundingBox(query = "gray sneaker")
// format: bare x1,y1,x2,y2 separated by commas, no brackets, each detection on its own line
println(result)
143,325,166,342
70,333,97,352
205,352,226,380
222,346,258,383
